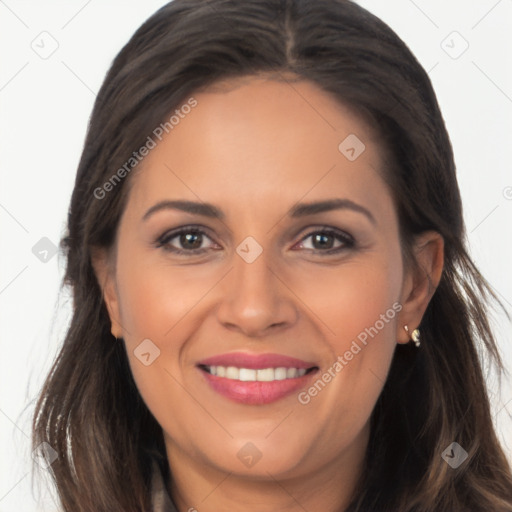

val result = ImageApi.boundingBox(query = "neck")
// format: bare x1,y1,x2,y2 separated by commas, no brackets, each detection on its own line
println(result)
165,424,369,512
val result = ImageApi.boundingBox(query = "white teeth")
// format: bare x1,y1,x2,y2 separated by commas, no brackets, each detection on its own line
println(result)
274,367,287,380
256,368,275,382
239,368,256,381
226,366,239,379
287,368,298,378
205,365,309,381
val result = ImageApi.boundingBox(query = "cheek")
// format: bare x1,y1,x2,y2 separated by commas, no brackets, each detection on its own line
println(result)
112,254,203,441
114,253,213,343
291,254,402,352
292,254,402,434
112,249,223,421
334,265,400,354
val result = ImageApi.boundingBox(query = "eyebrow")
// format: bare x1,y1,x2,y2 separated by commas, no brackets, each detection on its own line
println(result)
142,198,376,225
290,198,376,225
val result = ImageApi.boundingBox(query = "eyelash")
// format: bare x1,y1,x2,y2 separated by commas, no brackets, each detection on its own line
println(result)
155,225,356,256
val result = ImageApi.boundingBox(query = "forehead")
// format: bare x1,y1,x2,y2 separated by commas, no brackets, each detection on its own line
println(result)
126,76,391,219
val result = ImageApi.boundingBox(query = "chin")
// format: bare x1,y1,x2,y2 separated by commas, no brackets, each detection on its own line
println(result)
195,437,314,479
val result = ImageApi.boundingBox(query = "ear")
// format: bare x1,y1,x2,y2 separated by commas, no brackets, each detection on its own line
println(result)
91,247,123,339
396,231,444,344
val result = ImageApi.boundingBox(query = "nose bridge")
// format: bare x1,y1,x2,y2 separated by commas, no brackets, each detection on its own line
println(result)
232,239,278,310
216,236,296,334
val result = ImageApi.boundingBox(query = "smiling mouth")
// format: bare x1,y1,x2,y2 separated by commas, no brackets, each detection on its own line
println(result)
196,352,320,404
198,364,318,382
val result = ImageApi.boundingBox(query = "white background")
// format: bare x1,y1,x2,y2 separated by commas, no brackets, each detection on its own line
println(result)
1,1,511,510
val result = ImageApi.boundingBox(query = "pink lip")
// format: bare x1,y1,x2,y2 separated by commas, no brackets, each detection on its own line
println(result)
197,352,319,405
198,352,316,369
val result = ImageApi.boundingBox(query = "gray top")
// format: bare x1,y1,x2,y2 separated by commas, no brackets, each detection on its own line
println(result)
151,459,179,512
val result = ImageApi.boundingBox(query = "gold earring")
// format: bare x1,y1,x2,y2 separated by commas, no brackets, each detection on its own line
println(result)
403,325,421,348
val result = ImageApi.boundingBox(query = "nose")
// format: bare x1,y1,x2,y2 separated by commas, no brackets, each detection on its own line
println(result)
215,246,298,338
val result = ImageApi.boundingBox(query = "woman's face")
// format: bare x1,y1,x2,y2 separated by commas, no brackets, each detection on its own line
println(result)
96,75,438,482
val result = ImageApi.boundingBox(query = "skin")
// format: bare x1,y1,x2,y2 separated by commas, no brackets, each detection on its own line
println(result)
93,74,444,512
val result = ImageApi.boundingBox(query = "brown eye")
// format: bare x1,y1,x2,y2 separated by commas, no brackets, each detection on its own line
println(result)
178,232,203,250
296,229,355,254
311,232,336,250
156,227,218,255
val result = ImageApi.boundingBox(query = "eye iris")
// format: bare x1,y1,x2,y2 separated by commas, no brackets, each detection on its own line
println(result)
313,233,334,250
181,232,202,249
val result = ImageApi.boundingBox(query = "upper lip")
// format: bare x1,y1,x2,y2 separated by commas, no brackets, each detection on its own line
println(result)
198,352,317,370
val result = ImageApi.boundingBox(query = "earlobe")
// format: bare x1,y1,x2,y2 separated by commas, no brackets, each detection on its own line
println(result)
90,247,123,338
397,231,444,345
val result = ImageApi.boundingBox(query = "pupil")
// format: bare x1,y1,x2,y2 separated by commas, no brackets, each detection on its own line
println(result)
181,232,201,249
314,233,333,249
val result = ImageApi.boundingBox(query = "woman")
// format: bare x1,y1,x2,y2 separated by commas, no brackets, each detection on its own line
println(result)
32,0,512,511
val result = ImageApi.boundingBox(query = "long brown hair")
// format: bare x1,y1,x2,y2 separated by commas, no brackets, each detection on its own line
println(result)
32,1,512,510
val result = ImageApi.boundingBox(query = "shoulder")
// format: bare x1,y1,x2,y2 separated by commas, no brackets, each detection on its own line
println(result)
150,458,179,512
